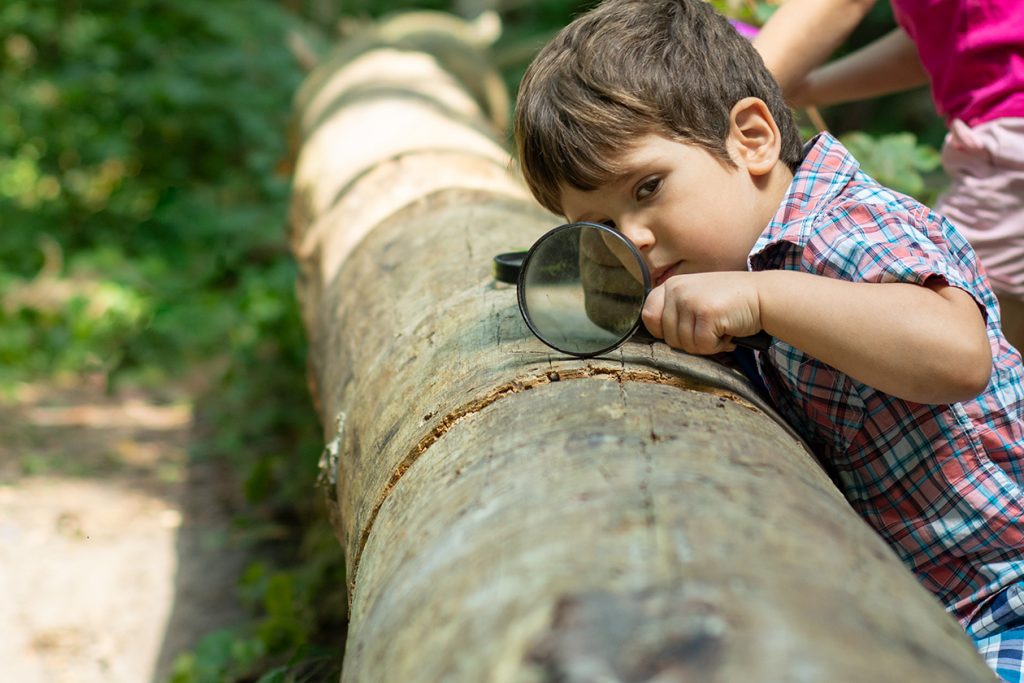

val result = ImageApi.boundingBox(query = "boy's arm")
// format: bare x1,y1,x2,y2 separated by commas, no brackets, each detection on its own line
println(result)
792,28,929,108
643,270,993,405
752,0,875,95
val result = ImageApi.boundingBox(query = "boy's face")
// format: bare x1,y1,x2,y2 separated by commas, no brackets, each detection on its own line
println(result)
559,132,783,286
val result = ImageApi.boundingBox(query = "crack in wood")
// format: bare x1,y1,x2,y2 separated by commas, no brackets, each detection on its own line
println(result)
346,366,762,602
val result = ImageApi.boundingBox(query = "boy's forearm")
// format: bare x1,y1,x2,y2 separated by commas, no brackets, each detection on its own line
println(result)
799,28,929,107
756,270,992,404
752,0,875,95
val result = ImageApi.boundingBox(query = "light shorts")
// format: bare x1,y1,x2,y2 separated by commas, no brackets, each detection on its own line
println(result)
937,117,1024,300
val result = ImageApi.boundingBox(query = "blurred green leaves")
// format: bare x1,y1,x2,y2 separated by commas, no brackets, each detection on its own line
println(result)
1,1,342,681
0,0,303,381
840,131,943,203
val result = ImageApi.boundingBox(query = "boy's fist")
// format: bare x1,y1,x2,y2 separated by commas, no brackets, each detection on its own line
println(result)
642,272,762,354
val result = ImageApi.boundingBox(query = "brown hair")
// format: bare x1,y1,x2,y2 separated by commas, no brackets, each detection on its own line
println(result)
513,0,802,214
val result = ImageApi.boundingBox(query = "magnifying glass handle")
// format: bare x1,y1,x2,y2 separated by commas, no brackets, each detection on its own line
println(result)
735,331,772,351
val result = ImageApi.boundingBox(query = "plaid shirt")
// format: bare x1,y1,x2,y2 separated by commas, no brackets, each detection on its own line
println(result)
750,133,1024,625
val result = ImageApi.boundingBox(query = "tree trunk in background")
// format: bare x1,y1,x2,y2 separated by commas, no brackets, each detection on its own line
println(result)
288,12,994,683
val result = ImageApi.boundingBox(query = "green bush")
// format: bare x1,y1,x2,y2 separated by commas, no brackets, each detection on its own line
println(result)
2,1,343,680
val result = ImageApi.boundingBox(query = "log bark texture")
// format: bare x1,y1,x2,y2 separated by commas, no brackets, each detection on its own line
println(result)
288,12,995,683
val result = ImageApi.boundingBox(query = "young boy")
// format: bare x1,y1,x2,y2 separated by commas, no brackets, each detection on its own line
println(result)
513,0,1024,679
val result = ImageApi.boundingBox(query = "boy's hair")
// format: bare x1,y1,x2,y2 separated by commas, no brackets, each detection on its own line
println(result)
513,0,803,215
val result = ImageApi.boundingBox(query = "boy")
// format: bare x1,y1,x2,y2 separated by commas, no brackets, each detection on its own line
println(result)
513,0,1024,679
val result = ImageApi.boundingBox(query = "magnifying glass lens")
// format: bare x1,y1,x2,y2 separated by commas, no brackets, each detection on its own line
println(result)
519,224,647,357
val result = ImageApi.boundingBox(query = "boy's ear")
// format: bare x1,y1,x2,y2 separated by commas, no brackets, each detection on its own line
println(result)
726,97,782,176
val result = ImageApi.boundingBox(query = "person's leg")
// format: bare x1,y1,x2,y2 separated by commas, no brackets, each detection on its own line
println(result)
936,118,1024,352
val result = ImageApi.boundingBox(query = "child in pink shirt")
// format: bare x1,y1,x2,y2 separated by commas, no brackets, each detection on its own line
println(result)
753,0,1024,354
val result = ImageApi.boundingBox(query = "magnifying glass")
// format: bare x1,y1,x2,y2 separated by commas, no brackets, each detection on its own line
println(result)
495,222,772,358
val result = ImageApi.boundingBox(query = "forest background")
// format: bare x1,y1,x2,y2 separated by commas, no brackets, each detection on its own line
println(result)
0,1,946,682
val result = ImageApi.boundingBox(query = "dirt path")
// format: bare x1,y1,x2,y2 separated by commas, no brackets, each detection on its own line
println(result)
0,375,248,683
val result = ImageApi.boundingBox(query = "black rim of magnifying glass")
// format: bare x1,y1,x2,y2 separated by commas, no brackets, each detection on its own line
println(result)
516,221,652,358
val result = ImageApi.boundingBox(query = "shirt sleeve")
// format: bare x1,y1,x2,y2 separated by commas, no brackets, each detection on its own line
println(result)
799,202,986,315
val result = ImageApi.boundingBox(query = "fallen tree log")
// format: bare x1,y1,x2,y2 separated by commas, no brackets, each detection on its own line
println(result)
288,11,994,682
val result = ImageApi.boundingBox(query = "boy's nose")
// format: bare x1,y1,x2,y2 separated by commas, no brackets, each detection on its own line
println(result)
616,220,654,251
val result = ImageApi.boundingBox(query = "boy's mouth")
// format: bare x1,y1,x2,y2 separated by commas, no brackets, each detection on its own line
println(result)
652,262,681,287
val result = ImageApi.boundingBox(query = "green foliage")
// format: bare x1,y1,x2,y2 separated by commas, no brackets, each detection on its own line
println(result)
169,534,346,683
0,246,150,381
168,630,266,683
2,0,342,680
1,0,298,378
840,131,943,203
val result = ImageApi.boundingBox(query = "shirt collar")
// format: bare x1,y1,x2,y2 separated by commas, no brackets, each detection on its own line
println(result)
748,132,862,268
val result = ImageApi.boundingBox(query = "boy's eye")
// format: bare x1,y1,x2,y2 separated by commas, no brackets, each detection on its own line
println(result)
636,178,661,200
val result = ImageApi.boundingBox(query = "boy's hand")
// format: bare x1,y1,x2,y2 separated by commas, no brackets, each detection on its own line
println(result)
642,272,762,354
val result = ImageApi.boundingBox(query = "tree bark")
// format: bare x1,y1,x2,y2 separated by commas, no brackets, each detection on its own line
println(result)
288,12,994,683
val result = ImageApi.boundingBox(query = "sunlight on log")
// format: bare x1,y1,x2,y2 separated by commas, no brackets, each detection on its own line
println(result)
292,48,521,287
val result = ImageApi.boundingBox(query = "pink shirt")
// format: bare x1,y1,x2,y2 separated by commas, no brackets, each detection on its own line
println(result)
891,0,1024,125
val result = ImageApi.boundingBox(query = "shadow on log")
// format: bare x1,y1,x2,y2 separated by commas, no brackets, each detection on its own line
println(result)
288,10,994,683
